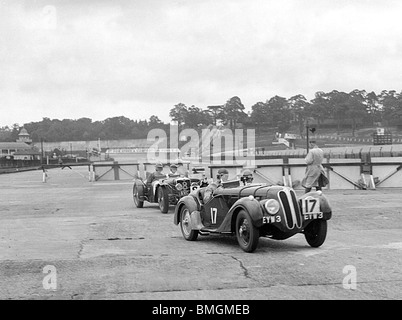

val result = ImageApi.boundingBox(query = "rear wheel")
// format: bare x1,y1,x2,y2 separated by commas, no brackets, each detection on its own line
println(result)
157,187,169,213
304,220,327,247
180,206,198,241
236,210,259,253
133,183,144,208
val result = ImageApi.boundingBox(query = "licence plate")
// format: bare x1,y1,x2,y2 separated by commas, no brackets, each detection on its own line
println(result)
303,212,323,220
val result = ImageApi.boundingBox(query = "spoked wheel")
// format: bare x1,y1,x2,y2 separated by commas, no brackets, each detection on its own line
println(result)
133,183,144,208
180,206,198,241
236,210,259,253
304,219,327,247
157,187,169,214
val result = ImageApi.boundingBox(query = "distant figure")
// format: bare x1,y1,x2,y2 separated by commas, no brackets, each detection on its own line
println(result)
302,141,328,193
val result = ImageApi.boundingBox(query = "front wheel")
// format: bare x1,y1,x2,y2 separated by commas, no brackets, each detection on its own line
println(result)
180,206,198,241
304,220,327,247
133,183,144,208
157,187,169,214
236,210,259,253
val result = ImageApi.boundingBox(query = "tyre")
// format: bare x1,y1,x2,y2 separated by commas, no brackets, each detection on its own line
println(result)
133,183,144,208
235,210,259,253
304,219,327,247
157,187,169,214
180,206,198,241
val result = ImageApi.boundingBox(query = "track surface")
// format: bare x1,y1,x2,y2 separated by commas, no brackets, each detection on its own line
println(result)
0,167,401,300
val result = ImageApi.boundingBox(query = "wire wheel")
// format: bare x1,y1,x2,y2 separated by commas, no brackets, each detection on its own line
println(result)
180,207,198,241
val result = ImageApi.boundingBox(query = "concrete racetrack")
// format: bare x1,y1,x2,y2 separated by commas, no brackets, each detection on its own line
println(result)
0,166,401,300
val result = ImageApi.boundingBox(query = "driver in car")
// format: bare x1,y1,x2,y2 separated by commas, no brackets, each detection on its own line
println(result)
203,168,229,203
147,162,166,185
240,169,254,186
168,163,181,178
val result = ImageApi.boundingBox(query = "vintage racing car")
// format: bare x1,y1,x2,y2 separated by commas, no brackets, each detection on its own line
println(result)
173,184,332,252
133,176,207,213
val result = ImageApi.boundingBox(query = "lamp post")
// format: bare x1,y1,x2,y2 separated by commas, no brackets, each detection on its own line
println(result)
40,138,45,164
306,122,316,154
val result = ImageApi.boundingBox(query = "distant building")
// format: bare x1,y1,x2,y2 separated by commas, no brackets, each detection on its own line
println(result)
17,127,32,144
0,142,33,158
0,128,39,160
13,149,41,161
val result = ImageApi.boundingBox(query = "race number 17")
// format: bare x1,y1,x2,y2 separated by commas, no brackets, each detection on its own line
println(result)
303,198,319,214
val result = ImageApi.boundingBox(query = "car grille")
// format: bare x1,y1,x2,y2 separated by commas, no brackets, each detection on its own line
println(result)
176,178,190,193
278,188,302,229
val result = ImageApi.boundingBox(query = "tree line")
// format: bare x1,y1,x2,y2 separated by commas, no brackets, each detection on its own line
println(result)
1,89,402,142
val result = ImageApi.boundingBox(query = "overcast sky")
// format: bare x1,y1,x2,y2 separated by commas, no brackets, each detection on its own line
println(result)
1,0,402,127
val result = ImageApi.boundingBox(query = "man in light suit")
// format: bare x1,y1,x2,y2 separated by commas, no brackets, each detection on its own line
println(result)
301,141,328,193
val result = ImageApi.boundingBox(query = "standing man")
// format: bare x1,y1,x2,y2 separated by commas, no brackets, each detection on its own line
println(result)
302,141,328,193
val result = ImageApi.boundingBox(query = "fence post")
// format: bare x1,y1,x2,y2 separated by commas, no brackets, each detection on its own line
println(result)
88,164,92,182
113,161,120,180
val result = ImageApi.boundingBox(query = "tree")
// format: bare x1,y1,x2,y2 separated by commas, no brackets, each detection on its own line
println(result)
308,91,331,130
184,106,212,128
288,94,310,137
366,91,381,125
222,96,247,130
207,105,224,126
250,101,269,134
169,103,188,130
379,90,400,126
327,90,349,135
265,95,291,132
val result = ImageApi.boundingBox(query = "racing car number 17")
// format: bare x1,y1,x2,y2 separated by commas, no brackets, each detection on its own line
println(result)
302,197,323,220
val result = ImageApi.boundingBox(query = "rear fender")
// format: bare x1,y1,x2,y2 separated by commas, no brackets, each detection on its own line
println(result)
174,195,200,225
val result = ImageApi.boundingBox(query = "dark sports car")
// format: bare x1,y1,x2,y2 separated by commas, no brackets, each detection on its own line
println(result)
133,176,206,213
173,184,332,252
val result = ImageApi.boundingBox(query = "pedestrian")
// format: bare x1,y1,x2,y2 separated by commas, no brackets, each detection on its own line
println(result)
302,141,328,193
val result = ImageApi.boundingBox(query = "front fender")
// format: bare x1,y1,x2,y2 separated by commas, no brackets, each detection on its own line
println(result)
173,195,199,225
299,191,332,220
216,196,264,233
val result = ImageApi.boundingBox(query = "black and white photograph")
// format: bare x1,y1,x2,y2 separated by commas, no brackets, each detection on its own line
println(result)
0,0,401,306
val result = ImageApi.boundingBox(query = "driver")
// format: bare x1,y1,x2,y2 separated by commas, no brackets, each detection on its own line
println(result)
168,163,181,178
241,169,254,185
203,168,229,203
147,162,166,184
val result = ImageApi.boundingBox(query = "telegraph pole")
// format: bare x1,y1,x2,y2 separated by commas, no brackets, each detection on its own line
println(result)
306,123,310,153
40,138,44,164
306,118,316,154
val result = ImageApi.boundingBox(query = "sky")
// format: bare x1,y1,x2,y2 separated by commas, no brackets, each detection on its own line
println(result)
1,0,402,127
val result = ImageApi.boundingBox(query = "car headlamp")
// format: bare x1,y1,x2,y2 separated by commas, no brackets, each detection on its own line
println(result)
265,199,280,215
175,183,183,191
